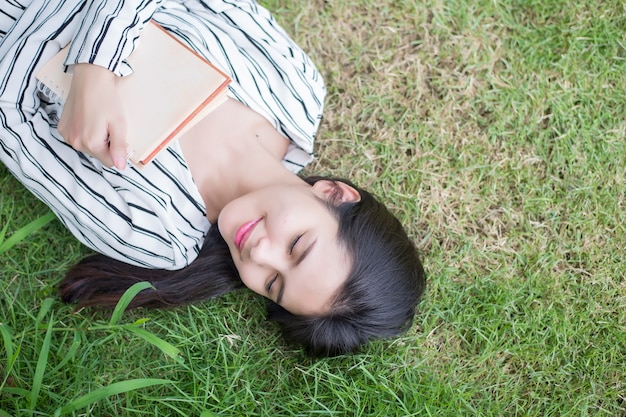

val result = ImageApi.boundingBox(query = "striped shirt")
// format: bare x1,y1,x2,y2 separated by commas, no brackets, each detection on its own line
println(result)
0,0,326,269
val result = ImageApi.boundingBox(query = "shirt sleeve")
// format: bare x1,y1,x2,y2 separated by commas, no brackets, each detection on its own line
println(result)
64,0,166,76
0,0,210,270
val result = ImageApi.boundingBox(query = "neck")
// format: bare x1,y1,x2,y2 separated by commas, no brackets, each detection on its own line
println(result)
200,137,302,222
178,99,303,223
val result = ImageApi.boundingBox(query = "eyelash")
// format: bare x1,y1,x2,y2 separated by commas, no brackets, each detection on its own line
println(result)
289,234,303,255
266,234,303,295
266,274,278,293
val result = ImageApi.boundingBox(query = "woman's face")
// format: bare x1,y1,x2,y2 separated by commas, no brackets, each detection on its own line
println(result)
217,180,359,315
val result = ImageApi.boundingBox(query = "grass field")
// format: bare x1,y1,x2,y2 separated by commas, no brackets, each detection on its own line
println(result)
1,0,625,415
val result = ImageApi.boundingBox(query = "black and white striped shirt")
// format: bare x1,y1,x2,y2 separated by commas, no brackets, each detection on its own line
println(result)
0,0,326,269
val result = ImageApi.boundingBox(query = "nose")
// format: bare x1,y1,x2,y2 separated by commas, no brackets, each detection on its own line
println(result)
249,236,287,270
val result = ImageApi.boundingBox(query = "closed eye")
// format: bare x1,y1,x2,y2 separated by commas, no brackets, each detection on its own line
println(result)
289,234,303,255
266,274,278,294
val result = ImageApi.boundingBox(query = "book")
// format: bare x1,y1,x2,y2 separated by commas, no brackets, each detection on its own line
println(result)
36,21,231,167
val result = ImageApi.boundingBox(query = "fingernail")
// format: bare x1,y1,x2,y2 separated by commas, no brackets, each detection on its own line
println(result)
114,157,126,170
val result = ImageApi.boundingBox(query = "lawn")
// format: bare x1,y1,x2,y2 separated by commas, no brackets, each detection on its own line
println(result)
1,0,625,415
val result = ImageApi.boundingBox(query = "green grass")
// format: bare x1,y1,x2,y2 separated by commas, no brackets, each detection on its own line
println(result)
1,0,625,415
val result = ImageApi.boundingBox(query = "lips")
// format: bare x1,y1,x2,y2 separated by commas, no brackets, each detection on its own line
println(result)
234,217,262,251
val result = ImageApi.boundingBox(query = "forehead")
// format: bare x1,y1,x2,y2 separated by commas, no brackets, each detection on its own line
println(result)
280,231,352,316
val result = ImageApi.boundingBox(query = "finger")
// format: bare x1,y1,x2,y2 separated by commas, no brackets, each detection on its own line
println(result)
86,132,115,167
107,120,130,170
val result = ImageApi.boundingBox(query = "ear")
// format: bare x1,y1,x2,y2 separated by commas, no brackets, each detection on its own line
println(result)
312,180,361,205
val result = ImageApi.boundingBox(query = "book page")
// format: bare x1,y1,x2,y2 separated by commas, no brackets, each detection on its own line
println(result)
36,22,231,166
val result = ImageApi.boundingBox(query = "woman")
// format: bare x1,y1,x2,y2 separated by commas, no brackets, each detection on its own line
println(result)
0,0,425,356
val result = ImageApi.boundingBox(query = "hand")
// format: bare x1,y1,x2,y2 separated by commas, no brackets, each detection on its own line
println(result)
58,64,130,169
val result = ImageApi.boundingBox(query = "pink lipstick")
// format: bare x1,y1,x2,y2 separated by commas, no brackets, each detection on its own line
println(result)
235,217,262,251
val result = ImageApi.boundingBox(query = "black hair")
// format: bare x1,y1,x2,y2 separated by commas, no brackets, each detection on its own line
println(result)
59,177,426,357
266,177,426,357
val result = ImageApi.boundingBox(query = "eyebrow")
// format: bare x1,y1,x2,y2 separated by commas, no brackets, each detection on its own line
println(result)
276,284,284,305
277,239,317,305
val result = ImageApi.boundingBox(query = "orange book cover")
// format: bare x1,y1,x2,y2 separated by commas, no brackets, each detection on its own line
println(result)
36,21,231,167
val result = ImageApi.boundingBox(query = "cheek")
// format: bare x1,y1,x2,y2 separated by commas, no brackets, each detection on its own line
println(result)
216,205,239,245
233,261,265,295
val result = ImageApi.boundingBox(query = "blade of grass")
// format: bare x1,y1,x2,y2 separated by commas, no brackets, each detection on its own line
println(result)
0,203,14,244
0,323,17,393
0,216,10,246
109,281,155,326
0,408,15,417
3,348,21,387
29,313,54,411
0,323,14,367
35,298,54,327
2,386,29,396
56,378,173,416
0,212,56,255
124,325,184,363
49,330,82,374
